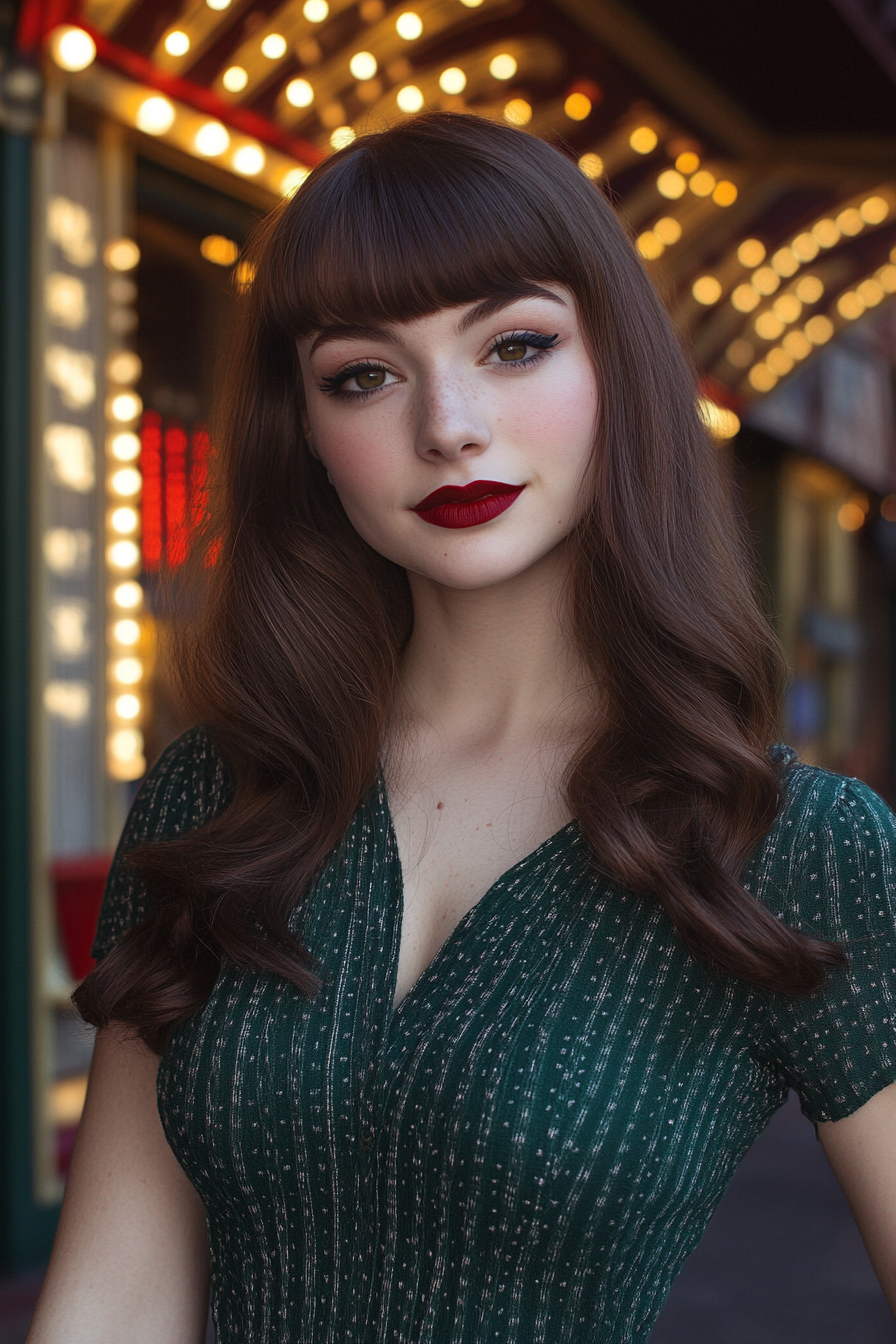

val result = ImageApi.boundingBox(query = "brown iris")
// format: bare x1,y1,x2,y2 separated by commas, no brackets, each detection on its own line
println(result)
495,341,528,362
355,368,387,389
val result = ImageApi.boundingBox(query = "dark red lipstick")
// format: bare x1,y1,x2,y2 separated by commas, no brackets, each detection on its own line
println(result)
411,479,525,529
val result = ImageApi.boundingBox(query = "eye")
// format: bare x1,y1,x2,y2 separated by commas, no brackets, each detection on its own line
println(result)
487,331,560,368
318,362,397,397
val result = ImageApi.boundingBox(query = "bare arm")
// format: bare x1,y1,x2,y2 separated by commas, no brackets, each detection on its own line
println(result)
27,1026,209,1344
818,1079,896,1317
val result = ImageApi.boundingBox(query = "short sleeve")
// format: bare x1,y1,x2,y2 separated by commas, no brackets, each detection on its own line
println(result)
92,726,233,962
756,766,896,1124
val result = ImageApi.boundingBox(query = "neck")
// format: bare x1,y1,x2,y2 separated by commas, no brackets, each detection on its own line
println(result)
396,541,596,746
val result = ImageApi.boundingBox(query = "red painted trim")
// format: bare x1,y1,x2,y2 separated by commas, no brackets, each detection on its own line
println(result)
79,21,324,166
699,374,744,414
16,0,78,54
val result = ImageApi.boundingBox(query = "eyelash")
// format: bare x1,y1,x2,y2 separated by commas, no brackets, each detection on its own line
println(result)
317,330,561,400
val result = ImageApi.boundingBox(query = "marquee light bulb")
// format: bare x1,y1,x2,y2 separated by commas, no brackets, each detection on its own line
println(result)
136,96,175,136
50,26,96,71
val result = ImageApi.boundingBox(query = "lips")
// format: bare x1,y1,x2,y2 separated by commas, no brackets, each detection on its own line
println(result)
411,479,525,530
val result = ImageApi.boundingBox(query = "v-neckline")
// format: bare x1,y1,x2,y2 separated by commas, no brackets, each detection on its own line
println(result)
374,769,580,1021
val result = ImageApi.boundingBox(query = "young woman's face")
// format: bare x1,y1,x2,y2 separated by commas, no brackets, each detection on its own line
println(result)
297,283,599,590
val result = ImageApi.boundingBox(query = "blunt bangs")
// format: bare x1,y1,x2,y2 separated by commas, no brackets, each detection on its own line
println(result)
256,114,591,337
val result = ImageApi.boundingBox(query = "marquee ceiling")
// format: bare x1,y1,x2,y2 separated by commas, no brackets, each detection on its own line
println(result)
17,0,896,414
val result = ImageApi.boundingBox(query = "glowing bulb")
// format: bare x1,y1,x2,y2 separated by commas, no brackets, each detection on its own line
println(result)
200,234,239,266
460,0,484,6
136,96,175,135
261,34,287,59
489,54,517,80
737,239,765,267
106,350,142,383
675,151,700,174
712,180,737,206
194,121,230,156
207,0,232,9
109,432,140,462
637,232,664,261
396,12,423,38
772,293,802,324
396,85,423,112
104,238,140,271
439,67,466,94
109,392,142,423
350,51,377,79
503,98,531,126
860,195,889,225
837,291,865,320
656,170,685,200
113,581,143,609
164,30,190,56
794,275,823,305
766,347,794,377
726,339,754,368
812,218,840,248
223,66,248,92
115,693,141,719
731,284,760,313
751,267,780,296
766,249,795,280
111,468,142,497
564,92,591,121
108,540,140,570
286,78,314,107
754,311,784,341
578,152,604,179
748,364,777,392
111,506,138,534
281,167,310,196
791,232,819,262
654,217,682,245
330,125,356,148
782,330,812,360
303,0,329,18
233,145,265,175
629,126,658,154
857,278,885,307
109,726,143,760
50,25,96,71
692,275,722,305
804,315,833,345
113,657,143,685
836,207,863,237
113,619,140,646
878,264,896,294
838,501,866,533
689,170,716,197
698,399,740,439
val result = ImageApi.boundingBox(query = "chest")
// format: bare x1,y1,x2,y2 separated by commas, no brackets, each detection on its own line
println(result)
384,751,575,1008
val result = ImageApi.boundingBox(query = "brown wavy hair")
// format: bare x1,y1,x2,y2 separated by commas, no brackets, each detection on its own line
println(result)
75,112,845,1052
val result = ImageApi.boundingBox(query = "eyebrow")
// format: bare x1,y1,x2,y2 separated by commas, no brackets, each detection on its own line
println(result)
307,285,567,355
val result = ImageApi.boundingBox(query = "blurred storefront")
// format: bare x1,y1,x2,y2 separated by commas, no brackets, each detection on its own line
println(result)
0,0,894,1267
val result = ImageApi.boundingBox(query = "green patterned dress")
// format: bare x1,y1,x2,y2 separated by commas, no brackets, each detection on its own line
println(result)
93,728,896,1343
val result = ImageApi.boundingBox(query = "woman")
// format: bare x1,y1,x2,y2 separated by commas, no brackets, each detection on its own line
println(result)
29,112,896,1344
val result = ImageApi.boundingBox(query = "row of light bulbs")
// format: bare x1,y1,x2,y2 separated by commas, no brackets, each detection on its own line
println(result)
102,239,146,781
743,245,896,395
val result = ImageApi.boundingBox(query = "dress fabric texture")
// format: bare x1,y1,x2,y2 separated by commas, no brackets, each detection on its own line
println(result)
93,728,896,1344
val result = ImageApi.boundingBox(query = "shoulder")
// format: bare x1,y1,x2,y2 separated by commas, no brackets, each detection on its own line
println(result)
122,724,234,846
92,726,234,961
743,744,896,944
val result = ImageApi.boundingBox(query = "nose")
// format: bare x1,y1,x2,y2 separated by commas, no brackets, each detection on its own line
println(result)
413,371,490,462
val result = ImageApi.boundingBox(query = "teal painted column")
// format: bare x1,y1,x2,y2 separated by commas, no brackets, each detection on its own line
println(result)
0,129,59,1270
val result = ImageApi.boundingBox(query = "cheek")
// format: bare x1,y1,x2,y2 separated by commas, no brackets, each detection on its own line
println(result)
501,359,598,470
